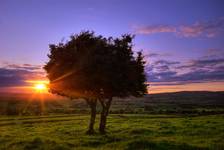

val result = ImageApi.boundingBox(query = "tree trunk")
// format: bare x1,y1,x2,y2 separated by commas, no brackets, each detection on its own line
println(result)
99,97,112,134
86,99,97,135
99,107,107,134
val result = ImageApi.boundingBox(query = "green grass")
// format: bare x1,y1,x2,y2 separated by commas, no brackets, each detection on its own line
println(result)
0,114,223,150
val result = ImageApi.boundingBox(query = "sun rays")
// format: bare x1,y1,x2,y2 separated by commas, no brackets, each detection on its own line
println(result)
25,80,49,93
34,83,47,92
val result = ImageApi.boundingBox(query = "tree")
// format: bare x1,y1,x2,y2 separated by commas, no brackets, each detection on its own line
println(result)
44,31,147,134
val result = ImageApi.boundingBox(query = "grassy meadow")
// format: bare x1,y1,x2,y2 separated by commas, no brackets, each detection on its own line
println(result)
0,91,224,150
0,114,224,150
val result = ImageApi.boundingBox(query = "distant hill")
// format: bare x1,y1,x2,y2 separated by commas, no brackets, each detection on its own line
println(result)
146,91,224,105
109,91,224,113
0,91,223,115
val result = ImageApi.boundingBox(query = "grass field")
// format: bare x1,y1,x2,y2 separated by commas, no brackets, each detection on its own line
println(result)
0,114,223,150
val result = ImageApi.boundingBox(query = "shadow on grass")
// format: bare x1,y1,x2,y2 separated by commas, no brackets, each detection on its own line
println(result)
23,137,70,150
129,128,154,135
125,140,208,150
81,134,123,147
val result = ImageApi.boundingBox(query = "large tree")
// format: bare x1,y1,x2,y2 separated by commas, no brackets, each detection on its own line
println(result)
44,31,147,134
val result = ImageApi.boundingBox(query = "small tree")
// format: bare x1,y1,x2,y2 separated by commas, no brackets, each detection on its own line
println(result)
44,31,147,134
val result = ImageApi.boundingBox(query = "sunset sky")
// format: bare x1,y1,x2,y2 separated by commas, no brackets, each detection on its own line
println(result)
0,0,224,94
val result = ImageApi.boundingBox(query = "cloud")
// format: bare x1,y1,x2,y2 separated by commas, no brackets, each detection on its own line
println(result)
153,60,180,66
148,67,224,84
176,59,224,71
147,70,177,82
148,59,180,72
134,17,224,38
133,25,176,34
155,65,170,72
176,50,224,70
145,53,161,57
203,48,224,59
3,63,42,71
178,18,224,37
0,64,45,87
144,52,171,59
174,69,224,83
147,51,224,85
0,68,28,87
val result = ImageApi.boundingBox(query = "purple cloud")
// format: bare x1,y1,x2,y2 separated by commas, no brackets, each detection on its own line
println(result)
134,17,224,38
154,60,180,66
144,52,171,59
0,63,45,87
134,25,176,35
5,64,42,71
145,53,161,57
178,18,224,37
147,50,224,85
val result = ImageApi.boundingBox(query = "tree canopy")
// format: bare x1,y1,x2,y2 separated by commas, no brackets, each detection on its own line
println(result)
44,31,147,98
44,31,147,134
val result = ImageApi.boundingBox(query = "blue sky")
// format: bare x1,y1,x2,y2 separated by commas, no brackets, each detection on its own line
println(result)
0,0,224,93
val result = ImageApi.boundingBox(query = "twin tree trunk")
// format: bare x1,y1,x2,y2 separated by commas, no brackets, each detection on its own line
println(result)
99,97,112,134
86,99,97,134
86,97,112,134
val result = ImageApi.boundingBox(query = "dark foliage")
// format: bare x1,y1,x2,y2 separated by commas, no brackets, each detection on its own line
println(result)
44,31,147,134
44,31,147,98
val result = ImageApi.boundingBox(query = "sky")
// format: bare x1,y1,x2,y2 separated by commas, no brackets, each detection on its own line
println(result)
0,0,224,94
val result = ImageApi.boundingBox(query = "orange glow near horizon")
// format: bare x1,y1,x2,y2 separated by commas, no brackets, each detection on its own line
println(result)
148,81,224,94
0,80,224,94
34,83,47,92
26,80,49,93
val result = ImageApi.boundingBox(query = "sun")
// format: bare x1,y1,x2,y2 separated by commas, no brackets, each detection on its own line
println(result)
26,80,48,93
34,83,47,92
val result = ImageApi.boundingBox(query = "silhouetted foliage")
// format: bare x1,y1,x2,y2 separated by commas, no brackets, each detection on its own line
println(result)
44,31,147,134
